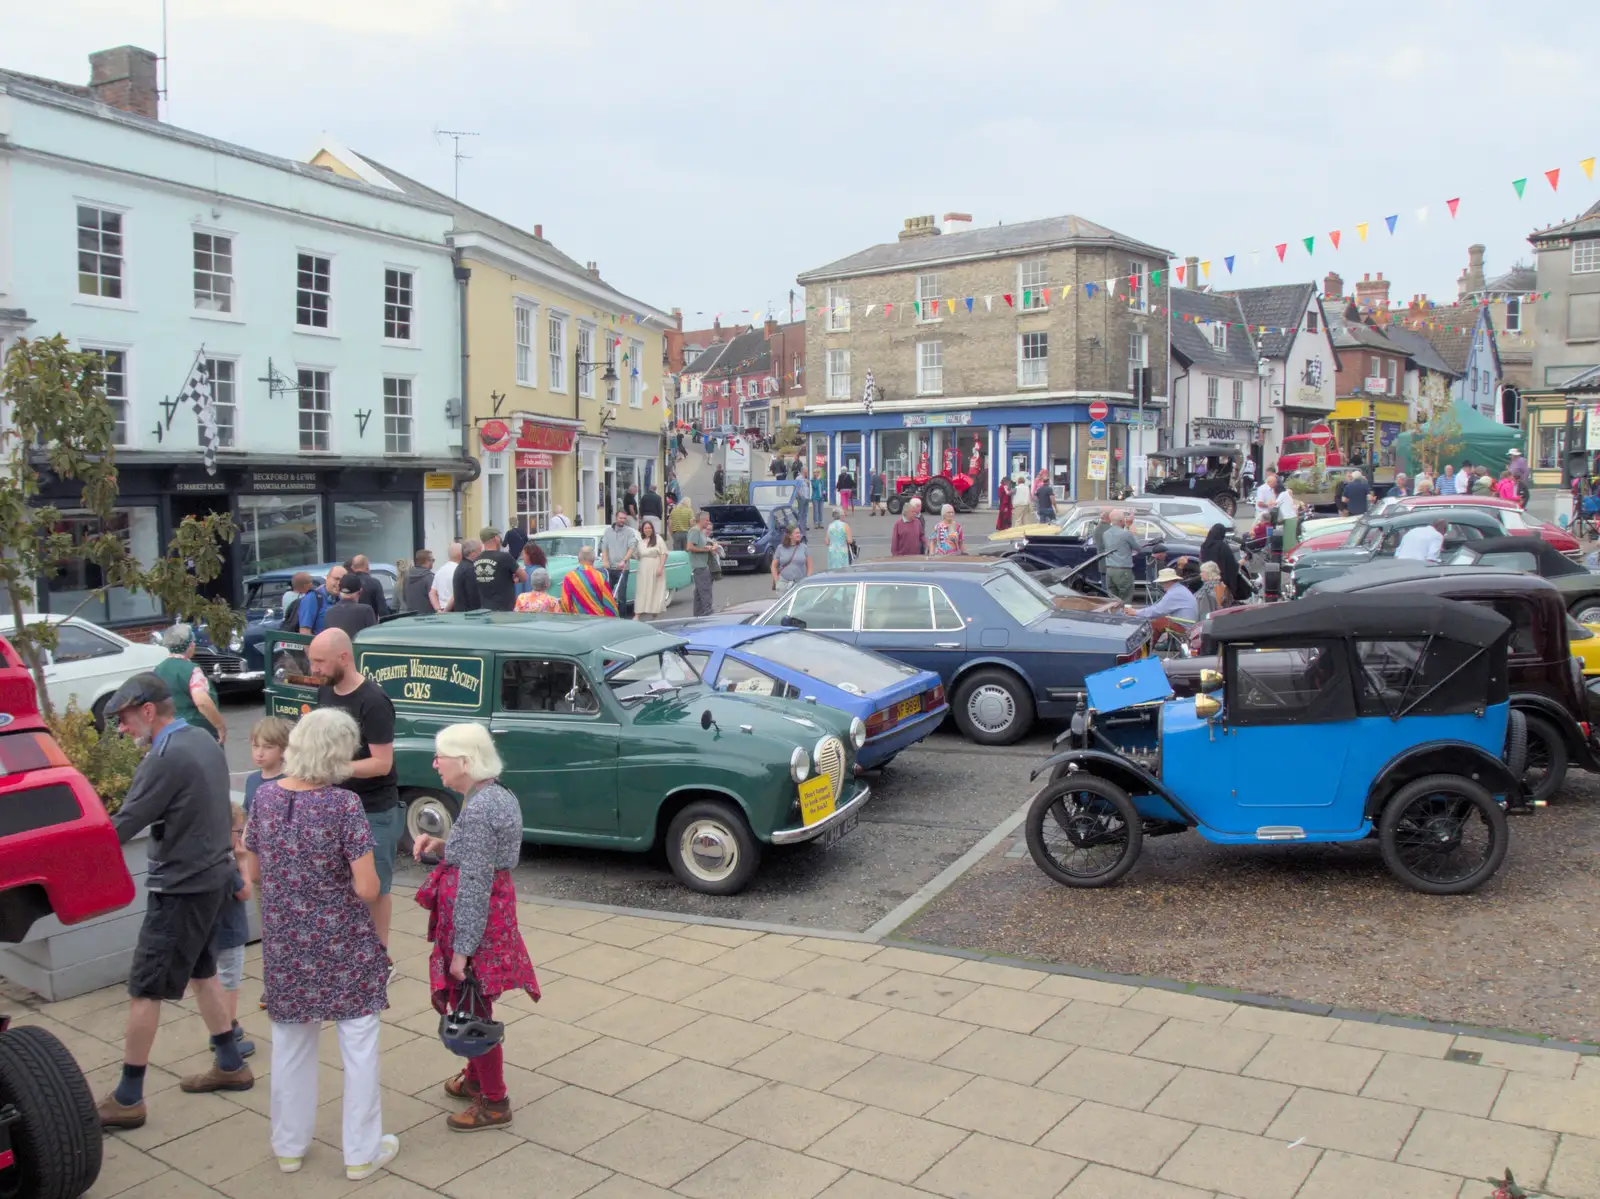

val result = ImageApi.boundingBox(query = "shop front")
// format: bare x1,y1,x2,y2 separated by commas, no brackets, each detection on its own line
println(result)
1330,398,1408,470
604,426,664,521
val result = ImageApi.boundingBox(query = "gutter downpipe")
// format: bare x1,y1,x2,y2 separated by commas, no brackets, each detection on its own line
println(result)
454,253,478,538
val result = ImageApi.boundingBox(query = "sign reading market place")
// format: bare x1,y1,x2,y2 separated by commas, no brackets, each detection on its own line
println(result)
360,651,486,709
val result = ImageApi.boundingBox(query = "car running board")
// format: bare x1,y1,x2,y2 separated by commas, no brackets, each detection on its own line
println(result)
1255,826,1306,841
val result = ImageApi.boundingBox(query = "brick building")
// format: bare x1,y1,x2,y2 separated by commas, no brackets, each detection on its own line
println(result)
794,213,1171,504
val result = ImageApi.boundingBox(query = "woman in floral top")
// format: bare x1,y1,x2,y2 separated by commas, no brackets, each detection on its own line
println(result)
512,567,561,613
245,708,399,1180
931,504,966,556
413,723,539,1133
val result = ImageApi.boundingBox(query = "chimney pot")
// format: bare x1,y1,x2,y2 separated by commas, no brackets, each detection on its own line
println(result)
1324,271,1343,300
534,224,542,239
941,212,973,235
1185,255,1200,288
1363,273,1371,282
898,215,939,241
87,45,160,119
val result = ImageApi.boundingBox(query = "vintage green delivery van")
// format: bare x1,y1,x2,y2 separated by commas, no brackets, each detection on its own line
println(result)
264,613,870,893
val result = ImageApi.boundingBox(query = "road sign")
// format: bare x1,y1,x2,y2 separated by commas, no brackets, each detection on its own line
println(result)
1088,400,1109,421
1114,448,1124,460
1087,451,1108,480
1089,420,1107,440
1308,424,1333,447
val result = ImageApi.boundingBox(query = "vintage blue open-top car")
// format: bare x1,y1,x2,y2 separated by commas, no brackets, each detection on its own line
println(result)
1024,593,1522,895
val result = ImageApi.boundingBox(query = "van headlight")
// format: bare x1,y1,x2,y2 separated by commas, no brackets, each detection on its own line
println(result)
790,747,811,782
229,630,244,652
849,717,867,748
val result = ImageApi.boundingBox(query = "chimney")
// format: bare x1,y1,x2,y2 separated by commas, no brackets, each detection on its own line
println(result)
898,215,940,241
712,318,722,339
1184,255,1201,288
763,317,778,338
584,261,600,281
1354,271,1390,312
88,46,160,119
1324,272,1343,302
1457,243,1486,299
942,212,972,235
533,224,543,239
671,307,683,330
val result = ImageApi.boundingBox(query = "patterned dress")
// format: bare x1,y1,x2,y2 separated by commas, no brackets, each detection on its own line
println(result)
245,782,388,1024
514,590,562,613
827,520,851,569
931,521,965,556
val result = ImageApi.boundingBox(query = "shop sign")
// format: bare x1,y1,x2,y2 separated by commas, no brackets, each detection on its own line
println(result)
479,419,513,453
1112,408,1160,426
516,451,554,469
902,412,972,428
1087,451,1108,481
423,472,455,491
517,420,577,454
249,470,319,492
1587,406,1600,452
172,480,226,493
1192,423,1247,442
360,651,485,710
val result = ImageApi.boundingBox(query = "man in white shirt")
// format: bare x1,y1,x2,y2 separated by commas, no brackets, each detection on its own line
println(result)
1254,473,1279,521
1275,486,1299,523
548,505,571,530
1394,519,1447,563
430,542,461,612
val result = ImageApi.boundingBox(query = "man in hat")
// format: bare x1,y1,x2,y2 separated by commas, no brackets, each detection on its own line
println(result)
1126,567,1198,642
97,673,251,1129
325,571,379,637
1508,447,1530,487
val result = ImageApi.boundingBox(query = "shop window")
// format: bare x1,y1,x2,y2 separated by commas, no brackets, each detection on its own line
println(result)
1537,425,1567,470
43,508,161,623
517,465,551,533
880,430,911,481
333,499,414,576
238,495,323,575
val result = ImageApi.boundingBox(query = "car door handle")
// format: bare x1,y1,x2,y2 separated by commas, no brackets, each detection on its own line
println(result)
489,727,509,735
934,642,960,649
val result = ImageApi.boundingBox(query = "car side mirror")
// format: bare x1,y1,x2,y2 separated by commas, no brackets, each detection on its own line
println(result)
700,709,715,730
1194,694,1222,719
780,615,807,629
1198,668,1223,694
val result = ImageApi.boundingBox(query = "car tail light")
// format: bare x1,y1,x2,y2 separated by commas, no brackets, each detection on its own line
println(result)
0,731,70,777
1116,645,1147,664
0,672,38,717
865,710,891,738
926,684,945,708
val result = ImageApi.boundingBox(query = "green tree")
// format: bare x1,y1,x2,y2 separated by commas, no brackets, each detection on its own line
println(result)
1409,397,1465,475
0,336,239,718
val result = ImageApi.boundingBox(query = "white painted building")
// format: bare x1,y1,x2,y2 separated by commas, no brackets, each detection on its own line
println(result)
1223,283,1339,470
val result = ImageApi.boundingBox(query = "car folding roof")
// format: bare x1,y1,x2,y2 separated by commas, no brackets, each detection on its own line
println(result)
1209,592,1510,649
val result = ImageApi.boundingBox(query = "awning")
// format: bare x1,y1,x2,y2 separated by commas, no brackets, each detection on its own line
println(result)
1332,399,1408,423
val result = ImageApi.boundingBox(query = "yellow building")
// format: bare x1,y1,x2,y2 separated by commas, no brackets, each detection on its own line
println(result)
308,140,672,535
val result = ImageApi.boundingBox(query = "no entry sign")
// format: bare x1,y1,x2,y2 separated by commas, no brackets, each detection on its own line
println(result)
1088,400,1109,422
1308,424,1333,447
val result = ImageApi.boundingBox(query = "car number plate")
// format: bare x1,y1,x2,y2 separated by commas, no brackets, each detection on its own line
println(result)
815,809,858,850
894,696,923,721
798,775,835,826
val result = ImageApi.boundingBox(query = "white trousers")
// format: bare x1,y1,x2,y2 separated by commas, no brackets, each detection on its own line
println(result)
270,1015,383,1167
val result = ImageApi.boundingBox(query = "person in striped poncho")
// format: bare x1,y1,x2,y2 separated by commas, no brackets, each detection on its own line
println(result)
559,546,618,617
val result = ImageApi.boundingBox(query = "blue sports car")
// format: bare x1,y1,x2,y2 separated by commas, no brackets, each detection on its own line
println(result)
749,561,1152,745
680,625,947,769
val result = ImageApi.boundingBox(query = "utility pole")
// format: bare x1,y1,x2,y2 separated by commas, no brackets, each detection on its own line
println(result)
434,128,480,199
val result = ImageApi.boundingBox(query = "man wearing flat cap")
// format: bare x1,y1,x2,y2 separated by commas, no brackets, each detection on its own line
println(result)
96,672,250,1130
323,571,379,638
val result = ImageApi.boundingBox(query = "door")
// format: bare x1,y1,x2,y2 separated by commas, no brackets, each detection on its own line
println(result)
423,492,453,558
40,622,130,714
491,655,619,834
857,582,966,681
757,582,860,648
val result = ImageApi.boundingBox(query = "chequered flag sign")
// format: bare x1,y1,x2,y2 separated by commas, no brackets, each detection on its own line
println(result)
181,359,219,474
862,368,876,415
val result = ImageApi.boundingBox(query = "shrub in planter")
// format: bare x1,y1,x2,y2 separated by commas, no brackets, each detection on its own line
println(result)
46,701,144,816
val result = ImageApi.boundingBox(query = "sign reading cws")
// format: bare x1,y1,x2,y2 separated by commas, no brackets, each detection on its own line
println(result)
359,651,486,708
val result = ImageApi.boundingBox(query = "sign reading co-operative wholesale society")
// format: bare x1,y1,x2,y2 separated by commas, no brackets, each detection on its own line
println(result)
360,652,486,709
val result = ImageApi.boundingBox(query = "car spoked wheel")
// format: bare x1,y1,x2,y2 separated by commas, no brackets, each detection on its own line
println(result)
1215,493,1237,517
402,790,459,856
1378,774,1507,895
1025,775,1143,887
1573,603,1600,626
1520,714,1567,805
953,669,1035,745
666,800,760,895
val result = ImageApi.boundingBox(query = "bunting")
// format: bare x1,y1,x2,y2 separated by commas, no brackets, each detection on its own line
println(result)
1547,168,1561,191
1355,222,1368,243
1329,231,1341,250
1446,197,1460,218
1275,243,1287,262
1584,157,1596,180
1224,255,1235,273
1513,177,1528,198
1386,214,1398,234
1200,261,1210,280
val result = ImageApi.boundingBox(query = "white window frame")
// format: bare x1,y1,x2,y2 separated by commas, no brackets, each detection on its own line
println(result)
383,266,416,344
76,202,127,305
1127,331,1148,388
1206,376,1220,418
295,250,334,332
82,344,131,448
514,298,539,387
1574,242,1600,274
547,311,568,392
383,375,415,455
1019,331,1048,387
1018,258,1048,310
826,348,851,399
515,463,551,533
577,322,597,398
201,356,238,449
916,273,942,322
1210,322,1227,351
192,229,234,316
629,338,644,407
1129,260,1148,312
296,367,333,453
1232,378,1244,419
1504,296,1522,333
916,340,944,396
826,285,850,332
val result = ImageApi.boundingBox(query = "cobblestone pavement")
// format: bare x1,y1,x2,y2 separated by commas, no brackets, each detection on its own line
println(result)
17,887,1598,1199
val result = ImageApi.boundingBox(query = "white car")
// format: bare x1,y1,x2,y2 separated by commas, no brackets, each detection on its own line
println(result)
1,615,169,724
1128,494,1239,531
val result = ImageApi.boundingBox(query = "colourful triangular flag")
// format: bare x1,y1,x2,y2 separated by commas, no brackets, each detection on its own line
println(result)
1085,283,1096,297
1355,222,1368,243
1022,290,1031,308
884,302,894,315
1583,157,1596,181
983,296,992,312
1385,214,1398,233
864,304,876,318
1447,197,1460,218
965,296,973,312
1224,255,1235,274
1275,243,1287,262
1201,261,1210,280
913,300,921,317
1175,265,1186,284
1547,168,1561,191
1513,177,1528,198
1329,231,1341,250
1302,236,1315,255
1151,270,1162,287
1416,206,1428,223
1106,278,1119,295
1003,293,1013,307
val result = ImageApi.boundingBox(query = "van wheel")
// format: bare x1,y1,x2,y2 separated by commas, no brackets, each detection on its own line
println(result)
665,800,760,895
953,668,1035,745
1521,714,1568,805
0,1024,103,1199
401,789,460,856
1379,774,1507,895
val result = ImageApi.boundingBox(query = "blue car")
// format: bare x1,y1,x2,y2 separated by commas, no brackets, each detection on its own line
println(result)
749,561,1150,746
680,625,947,769
1025,592,1521,894
189,562,399,691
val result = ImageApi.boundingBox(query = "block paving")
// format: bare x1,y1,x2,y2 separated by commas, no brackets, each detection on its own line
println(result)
32,886,1599,1199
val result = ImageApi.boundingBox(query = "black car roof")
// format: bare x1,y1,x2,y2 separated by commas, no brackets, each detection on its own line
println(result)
1209,592,1511,648
1314,563,1561,597
1457,535,1587,576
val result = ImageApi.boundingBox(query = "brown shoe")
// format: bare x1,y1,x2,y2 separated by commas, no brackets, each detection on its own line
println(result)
447,1097,511,1132
443,1071,480,1101
179,1063,254,1093
97,1095,146,1130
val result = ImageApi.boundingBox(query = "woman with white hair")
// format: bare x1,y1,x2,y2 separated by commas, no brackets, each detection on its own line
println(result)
413,724,539,1133
153,622,227,743
243,708,398,1180
930,504,966,556
1194,559,1232,617
512,566,560,613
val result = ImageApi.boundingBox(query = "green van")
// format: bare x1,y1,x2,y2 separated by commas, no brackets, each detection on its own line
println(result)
263,613,870,894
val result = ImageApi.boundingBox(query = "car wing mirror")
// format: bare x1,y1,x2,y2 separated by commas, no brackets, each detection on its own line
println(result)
780,615,807,628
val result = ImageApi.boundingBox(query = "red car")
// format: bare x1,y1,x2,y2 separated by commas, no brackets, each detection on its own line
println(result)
0,634,133,1197
1276,434,1344,474
1291,495,1579,564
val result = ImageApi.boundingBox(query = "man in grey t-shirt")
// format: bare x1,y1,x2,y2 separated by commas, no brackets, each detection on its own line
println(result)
601,513,639,611
1100,509,1142,606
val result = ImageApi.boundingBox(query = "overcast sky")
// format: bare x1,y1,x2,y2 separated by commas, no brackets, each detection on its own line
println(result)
11,1,1599,324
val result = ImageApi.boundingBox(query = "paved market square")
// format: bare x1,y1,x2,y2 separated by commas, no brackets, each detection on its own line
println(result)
18,885,1597,1199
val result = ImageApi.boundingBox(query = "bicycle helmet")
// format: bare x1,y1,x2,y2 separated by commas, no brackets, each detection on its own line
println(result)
438,969,504,1059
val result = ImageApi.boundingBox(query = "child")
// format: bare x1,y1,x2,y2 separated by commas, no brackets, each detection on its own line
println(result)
211,803,256,1058
243,717,291,814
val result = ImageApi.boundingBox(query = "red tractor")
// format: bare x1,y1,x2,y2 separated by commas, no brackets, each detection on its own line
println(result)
0,634,136,1198
885,446,985,515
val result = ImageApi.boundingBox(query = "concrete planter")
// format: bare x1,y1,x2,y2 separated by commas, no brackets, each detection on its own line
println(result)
0,832,261,1002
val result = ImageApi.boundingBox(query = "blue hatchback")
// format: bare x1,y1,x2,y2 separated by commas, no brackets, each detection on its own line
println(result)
1024,592,1522,894
681,625,947,769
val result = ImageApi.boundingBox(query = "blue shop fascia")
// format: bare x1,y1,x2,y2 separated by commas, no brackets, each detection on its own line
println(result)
797,394,1161,506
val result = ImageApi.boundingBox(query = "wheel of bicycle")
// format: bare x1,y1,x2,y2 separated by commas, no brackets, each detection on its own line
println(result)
1025,775,1143,887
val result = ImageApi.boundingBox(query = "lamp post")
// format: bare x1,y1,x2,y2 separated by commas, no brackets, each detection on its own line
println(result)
573,350,620,520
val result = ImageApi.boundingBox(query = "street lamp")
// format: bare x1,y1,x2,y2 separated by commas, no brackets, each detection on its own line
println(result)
573,351,619,424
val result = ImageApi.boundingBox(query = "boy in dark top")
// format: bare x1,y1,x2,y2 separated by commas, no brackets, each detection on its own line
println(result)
325,574,378,637
308,629,400,950
473,527,522,611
